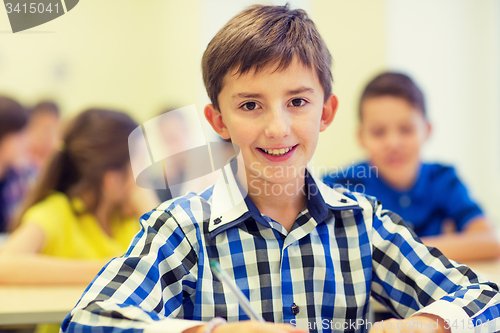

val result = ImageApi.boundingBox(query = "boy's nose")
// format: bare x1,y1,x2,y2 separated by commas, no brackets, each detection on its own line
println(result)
264,106,291,139
386,131,403,149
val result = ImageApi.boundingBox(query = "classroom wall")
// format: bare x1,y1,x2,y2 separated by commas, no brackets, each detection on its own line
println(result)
309,0,386,176
0,1,200,122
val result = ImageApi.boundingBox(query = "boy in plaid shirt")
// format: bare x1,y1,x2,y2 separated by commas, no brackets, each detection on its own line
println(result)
63,5,500,333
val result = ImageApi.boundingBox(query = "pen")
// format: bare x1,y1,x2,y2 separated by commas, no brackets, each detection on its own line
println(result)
209,259,266,323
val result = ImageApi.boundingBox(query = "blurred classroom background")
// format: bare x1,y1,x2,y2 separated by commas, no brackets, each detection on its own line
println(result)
0,0,499,221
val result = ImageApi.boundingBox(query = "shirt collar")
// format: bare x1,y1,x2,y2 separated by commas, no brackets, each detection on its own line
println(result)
208,164,362,239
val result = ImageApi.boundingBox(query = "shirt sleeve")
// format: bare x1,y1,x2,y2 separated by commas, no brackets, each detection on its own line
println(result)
21,196,64,249
437,166,484,231
61,208,202,333
369,198,500,333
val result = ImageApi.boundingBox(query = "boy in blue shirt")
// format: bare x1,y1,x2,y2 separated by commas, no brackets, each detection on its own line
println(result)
323,72,500,263
63,5,500,333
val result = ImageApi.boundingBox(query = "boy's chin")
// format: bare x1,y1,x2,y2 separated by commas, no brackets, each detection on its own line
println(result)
383,161,418,175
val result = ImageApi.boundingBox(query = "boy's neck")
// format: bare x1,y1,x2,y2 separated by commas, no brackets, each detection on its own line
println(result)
245,173,307,232
378,163,421,191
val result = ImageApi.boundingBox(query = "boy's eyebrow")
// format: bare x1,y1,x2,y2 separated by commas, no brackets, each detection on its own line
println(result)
232,87,314,99
287,87,314,95
233,93,263,99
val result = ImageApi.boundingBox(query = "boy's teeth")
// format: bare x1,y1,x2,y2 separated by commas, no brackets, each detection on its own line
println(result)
262,147,292,156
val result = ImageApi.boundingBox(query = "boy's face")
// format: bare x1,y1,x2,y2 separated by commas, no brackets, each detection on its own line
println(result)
205,58,337,188
26,111,60,164
0,131,27,168
359,96,431,189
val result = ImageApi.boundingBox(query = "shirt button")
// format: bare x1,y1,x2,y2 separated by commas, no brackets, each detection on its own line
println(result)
291,303,299,315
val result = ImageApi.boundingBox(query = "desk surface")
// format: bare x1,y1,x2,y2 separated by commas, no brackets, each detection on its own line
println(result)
0,285,86,326
1,260,500,326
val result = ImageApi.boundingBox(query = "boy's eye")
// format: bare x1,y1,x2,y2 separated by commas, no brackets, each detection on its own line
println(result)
241,102,259,111
371,128,385,137
289,98,307,107
400,126,414,134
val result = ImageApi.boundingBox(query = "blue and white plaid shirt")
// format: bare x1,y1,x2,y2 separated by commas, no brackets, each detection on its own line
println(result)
62,168,500,333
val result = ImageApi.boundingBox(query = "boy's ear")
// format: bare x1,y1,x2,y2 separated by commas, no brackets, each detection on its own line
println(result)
319,94,339,132
357,126,366,149
424,121,432,141
204,104,230,139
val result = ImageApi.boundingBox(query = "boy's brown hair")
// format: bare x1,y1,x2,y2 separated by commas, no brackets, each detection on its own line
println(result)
359,72,426,120
29,100,60,118
202,4,333,111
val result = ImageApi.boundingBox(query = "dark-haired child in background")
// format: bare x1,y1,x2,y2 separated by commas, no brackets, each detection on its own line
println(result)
323,72,500,262
0,95,30,233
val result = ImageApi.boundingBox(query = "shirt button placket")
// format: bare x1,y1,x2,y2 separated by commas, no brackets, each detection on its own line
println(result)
291,303,299,315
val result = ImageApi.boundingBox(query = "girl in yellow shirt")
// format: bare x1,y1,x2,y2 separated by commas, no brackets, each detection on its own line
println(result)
0,108,157,285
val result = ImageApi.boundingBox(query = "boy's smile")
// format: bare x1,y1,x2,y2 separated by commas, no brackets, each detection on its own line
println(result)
205,58,337,191
258,144,297,160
